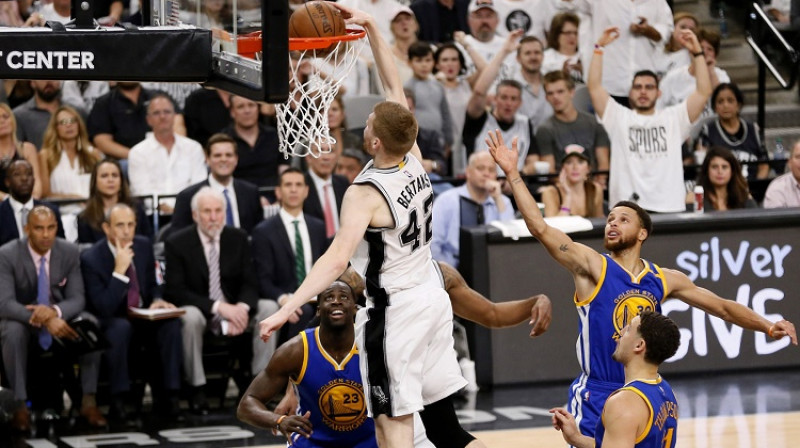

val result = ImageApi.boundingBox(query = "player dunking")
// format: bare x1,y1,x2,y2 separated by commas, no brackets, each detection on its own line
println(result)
259,5,486,448
485,129,797,440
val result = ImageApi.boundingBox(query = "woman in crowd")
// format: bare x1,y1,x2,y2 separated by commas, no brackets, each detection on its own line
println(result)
542,12,583,84
656,12,699,77
327,95,364,155
540,150,604,218
77,159,152,243
698,83,769,180
0,103,42,200
38,106,101,200
390,6,419,85
698,146,758,211
434,34,486,176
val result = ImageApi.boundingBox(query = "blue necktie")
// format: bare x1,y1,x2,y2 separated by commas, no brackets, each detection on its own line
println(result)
223,188,234,227
37,256,53,350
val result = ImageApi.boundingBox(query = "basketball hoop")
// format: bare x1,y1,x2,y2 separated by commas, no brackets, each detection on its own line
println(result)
238,29,367,159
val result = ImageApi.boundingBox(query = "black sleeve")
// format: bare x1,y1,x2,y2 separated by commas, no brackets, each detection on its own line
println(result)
528,120,540,156
462,110,488,158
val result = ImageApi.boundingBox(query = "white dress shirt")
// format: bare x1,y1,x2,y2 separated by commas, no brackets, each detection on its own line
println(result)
208,175,240,228
8,196,34,238
307,170,340,232
279,208,313,277
128,133,208,197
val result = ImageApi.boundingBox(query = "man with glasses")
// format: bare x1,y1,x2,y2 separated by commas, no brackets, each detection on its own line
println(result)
128,93,207,213
587,27,711,213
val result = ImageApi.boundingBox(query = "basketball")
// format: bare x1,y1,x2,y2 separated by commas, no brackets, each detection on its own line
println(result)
289,1,346,39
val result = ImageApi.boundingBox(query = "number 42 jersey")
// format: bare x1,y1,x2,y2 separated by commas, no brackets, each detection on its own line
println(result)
351,154,438,300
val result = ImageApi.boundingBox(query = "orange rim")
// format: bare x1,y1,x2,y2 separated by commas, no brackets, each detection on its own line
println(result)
237,29,366,58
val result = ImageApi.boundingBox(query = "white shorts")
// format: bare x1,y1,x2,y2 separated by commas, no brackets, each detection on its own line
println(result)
355,280,467,418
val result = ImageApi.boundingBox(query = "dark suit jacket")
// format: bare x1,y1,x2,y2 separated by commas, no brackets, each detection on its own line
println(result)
251,213,330,300
170,178,263,235
410,0,469,43
303,173,349,223
0,238,85,324
80,236,160,319
0,198,65,247
164,225,258,316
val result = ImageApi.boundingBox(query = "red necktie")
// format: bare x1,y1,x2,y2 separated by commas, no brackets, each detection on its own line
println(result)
127,264,140,308
323,184,335,238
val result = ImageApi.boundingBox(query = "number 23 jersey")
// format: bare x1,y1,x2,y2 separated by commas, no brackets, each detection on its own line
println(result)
351,154,438,299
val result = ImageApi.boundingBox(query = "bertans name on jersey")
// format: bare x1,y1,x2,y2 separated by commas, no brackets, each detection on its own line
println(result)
396,171,432,209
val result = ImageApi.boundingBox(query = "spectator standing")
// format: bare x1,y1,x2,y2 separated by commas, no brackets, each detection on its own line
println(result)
542,12,583,84
697,146,758,211
763,141,800,208
578,0,673,104
127,94,207,212
77,160,152,244
171,133,263,234
339,0,405,43
492,0,548,42
224,95,288,190
405,41,455,156
462,0,516,77
465,30,540,176
411,0,470,43
251,168,330,342
432,152,513,267
0,103,42,200
388,6,419,85
698,83,769,180
539,147,604,217
512,36,555,130
0,160,64,246
588,27,710,213
38,106,100,200
537,70,609,182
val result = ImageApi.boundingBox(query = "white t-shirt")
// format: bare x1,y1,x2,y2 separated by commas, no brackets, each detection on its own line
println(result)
601,100,691,213
460,35,518,80
493,0,548,42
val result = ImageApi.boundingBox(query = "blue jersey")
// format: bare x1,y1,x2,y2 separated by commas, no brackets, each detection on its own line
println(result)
594,376,678,448
575,254,668,384
291,328,377,448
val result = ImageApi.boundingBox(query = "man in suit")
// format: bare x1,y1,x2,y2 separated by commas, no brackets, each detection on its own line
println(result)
1,160,64,246
303,145,348,238
252,168,330,343
171,133,263,235
80,203,183,422
165,187,279,414
0,206,105,432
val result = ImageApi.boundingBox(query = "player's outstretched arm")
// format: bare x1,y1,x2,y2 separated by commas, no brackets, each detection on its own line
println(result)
259,185,379,341
663,268,798,345
549,408,595,448
587,27,619,120
439,261,552,336
485,130,602,278
331,2,423,162
237,338,313,441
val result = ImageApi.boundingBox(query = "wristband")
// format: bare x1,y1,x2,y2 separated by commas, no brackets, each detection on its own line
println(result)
276,414,287,429
508,177,523,184
560,206,571,213
594,43,604,50
692,50,704,58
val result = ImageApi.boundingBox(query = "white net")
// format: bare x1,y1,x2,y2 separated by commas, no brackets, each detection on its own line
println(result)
276,36,367,159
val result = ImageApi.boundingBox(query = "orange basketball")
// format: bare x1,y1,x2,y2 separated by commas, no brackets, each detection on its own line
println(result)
289,1,346,39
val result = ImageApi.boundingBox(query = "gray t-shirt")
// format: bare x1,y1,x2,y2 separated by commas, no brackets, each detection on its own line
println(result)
535,111,610,171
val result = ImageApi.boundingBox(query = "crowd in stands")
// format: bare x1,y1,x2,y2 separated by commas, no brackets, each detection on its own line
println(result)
2,0,800,436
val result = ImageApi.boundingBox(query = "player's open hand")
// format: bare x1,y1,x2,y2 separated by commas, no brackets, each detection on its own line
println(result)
329,2,371,27
485,130,519,177
277,411,313,442
596,27,620,47
769,319,797,345
260,311,290,342
529,294,552,337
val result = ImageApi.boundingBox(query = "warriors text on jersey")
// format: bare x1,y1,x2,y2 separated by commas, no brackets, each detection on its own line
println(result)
290,328,376,448
594,376,679,448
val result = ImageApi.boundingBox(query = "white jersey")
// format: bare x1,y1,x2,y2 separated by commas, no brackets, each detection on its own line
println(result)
475,113,533,176
351,154,438,299
601,100,691,213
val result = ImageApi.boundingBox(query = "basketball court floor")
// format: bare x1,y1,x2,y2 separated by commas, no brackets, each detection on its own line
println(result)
3,367,799,447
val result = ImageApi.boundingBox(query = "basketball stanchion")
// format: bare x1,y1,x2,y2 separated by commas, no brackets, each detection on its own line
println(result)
239,29,367,159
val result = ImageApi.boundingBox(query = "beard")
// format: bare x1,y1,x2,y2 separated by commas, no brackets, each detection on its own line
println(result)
36,88,61,102
117,82,140,91
632,97,656,112
604,234,637,252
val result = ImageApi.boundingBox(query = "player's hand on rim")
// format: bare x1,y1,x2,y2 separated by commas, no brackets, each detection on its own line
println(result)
329,2,371,27
485,130,519,177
